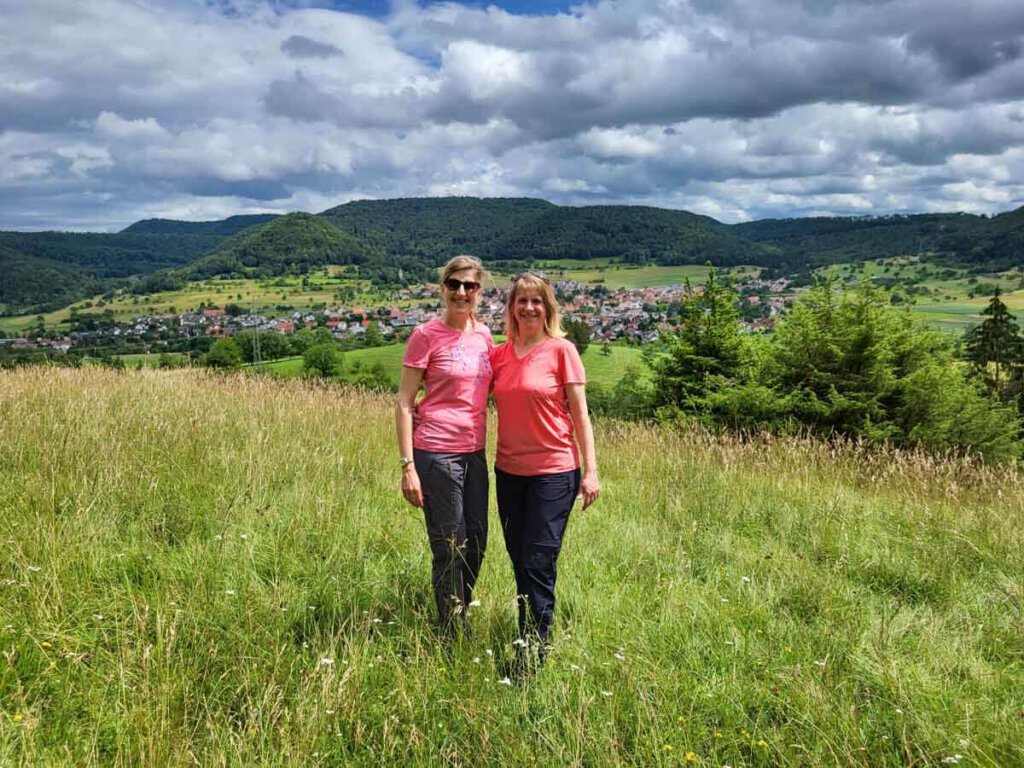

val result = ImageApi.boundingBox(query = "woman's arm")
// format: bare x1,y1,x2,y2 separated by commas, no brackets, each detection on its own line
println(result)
396,365,426,508
566,382,600,510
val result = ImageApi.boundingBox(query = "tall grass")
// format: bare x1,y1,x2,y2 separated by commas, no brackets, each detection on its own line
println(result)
0,368,1021,766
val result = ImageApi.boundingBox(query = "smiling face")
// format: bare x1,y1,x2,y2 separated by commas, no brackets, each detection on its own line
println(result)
441,267,480,319
513,288,547,336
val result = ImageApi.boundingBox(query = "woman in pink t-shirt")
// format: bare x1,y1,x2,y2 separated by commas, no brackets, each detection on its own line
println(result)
396,255,493,637
491,272,600,668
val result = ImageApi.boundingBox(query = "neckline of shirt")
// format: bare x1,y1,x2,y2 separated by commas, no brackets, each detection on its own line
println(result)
511,335,551,361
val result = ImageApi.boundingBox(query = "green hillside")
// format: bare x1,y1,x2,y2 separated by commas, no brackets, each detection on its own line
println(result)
1,368,1020,765
0,231,225,314
734,212,988,270
180,213,384,280
5,197,1024,318
321,197,766,267
320,197,555,260
121,214,279,236
489,204,769,265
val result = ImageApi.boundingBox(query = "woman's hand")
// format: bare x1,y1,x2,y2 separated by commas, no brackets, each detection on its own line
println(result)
401,465,424,508
580,470,600,510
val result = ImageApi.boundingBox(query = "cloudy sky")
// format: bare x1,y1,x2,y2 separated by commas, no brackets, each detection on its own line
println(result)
2,0,1024,231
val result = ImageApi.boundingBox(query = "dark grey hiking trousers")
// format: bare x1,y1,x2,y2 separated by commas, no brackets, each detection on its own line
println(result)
413,449,488,632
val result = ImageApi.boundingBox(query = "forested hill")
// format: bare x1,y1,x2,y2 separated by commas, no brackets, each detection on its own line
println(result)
734,210,1024,272
3,197,1024,316
121,214,279,236
183,213,383,276
0,231,227,314
319,197,763,265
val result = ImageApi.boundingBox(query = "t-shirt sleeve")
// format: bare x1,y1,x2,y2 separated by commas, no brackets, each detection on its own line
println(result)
402,326,431,369
559,340,586,385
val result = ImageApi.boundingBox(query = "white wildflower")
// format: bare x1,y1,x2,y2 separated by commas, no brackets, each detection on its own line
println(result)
614,651,626,661
472,657,481,664
498,677,512,686
320,658,334,666
225,589,236,596
601,690,613,697
485,649,493,656
741,576,751,584
512,638,528,647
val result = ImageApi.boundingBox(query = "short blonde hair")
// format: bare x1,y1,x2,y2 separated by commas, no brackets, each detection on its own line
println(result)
504,272,565,341
440,255,488,323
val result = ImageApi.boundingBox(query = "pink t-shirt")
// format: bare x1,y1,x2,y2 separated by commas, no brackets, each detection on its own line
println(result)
491,337,587,476
403,317,493,453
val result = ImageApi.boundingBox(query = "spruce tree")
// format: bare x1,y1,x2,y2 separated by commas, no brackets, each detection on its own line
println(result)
964,288,1024,398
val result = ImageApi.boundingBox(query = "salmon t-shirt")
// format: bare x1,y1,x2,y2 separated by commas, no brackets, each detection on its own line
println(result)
403,317,493,453
491,337,586,476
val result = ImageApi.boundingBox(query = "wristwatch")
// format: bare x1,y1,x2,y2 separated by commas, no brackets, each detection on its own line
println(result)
399,457,415,468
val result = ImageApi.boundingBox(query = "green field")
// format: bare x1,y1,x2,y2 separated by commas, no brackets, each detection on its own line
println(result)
543,264,753,289
818,260,1024,333
1,368,1021,765
0,268,377,335
254,343,645,390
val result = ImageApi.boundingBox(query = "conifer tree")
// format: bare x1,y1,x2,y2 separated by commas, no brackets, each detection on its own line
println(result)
648,267,748,418
964,288,1024,399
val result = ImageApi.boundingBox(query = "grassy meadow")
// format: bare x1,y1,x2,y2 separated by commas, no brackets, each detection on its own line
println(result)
250,343,646,390
1,367,1022,766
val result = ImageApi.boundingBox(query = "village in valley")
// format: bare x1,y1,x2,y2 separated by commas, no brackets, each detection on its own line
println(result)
1,273,790,356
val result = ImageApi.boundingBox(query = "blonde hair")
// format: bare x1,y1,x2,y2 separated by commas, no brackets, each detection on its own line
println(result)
439,255,488,325
504,273,565,341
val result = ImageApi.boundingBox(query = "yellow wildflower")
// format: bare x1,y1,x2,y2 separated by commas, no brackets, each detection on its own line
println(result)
12,713,24,723
756,739,768,748
40,641,51,649
685,751,698,762
663,744,674,751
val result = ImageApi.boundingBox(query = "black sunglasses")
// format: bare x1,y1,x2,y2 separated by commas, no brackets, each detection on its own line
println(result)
511,271,549,283
444,278,481,293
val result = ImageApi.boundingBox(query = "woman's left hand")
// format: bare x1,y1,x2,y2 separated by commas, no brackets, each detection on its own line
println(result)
580,471,600,510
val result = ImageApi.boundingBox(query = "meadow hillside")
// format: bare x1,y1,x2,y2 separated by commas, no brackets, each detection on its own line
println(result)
0,369,1022,766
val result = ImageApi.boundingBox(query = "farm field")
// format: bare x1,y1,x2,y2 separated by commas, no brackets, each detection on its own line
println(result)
0,367,1021,765
0,268,374,336
252,342,646,390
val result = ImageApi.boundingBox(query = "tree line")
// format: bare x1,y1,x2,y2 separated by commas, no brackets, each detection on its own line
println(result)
588,271,1024,463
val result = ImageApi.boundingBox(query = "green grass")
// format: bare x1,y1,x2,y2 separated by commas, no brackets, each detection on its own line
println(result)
113,353,188,369
254,343,646,390
0,368,1021,765
0,269,381,335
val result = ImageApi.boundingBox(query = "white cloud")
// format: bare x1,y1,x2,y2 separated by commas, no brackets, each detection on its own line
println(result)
0,0,1022,229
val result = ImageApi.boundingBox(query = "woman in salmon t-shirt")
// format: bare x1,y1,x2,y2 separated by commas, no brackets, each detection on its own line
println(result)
491,272,600,666
396,255,493,637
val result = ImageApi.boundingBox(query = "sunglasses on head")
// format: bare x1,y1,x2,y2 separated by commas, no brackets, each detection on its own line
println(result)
444,278,481,293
